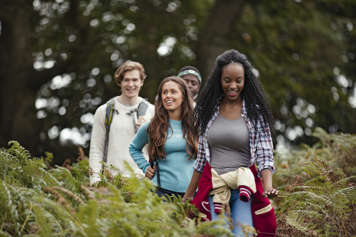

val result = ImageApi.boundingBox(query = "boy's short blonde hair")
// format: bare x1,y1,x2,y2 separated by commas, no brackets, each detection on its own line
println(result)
114,60,146,85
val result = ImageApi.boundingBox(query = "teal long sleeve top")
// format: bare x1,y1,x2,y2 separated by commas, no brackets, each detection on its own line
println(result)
129,119,194,193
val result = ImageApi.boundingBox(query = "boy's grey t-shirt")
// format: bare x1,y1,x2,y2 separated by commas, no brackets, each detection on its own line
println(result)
207,114,251,175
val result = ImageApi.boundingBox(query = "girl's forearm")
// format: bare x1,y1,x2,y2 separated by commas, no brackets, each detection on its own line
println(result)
184,170,201,200
261,168,273,191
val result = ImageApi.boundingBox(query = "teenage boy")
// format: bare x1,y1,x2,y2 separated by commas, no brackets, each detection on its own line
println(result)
89,60,154,185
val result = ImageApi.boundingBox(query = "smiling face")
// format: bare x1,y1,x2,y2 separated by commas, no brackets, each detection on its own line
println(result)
120,69,144,99
161,80,184,114
221,63,245,103
181,74,200,98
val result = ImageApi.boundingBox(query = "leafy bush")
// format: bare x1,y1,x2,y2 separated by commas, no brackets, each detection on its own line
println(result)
0,141,231,237
1,128,355,236
274,128,356,236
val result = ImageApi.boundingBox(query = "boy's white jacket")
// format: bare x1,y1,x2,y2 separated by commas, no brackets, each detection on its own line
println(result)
89,96,155,185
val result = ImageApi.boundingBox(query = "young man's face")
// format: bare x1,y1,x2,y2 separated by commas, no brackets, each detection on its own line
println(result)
181,74,200,99
120,69,144,99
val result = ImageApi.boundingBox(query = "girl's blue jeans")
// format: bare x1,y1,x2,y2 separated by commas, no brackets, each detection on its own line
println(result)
209,189,253,236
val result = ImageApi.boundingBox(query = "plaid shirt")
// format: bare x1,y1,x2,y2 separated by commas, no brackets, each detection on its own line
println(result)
193,100,274,176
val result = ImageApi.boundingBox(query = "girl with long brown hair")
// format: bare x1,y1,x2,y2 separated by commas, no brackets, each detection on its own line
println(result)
129,76,198,197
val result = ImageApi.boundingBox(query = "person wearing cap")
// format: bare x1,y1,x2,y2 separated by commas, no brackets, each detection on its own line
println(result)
177,66,202,101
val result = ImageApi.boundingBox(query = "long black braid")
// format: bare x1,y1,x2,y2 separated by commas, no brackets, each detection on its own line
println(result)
195,49,274,136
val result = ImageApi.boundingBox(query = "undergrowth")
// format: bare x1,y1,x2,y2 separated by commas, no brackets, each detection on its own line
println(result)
0,141,230,237
274,128,356,237
0,127,355,236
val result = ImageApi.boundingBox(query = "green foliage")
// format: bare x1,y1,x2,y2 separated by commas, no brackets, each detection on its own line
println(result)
1,132,355,236
0,141,230,236
274,128,356,236
2,0,356,162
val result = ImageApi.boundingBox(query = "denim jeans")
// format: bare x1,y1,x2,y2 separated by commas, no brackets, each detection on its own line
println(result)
209,189,253,236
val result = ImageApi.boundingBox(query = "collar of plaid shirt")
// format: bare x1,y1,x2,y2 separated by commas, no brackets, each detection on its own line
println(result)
193,99,274,175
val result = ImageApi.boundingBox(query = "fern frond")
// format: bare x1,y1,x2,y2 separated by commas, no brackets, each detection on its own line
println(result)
0,180,19,221
32,204,62,237
80,185,95,200
334,186,356,195
43,187,74,213
0,230,13,237
285,211,318,236
291,191,332,205
51,186,85,205
7,141,31,162
38,167,62,187
334,176,356,185
50,166,79,190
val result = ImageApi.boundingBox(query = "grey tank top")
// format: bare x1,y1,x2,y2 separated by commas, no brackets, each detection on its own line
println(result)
207,114,251,175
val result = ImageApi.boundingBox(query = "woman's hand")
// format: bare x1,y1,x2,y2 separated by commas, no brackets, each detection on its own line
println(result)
261,168,279,198
183,170,201,202
182,194,193,202
145,166,155,179
262,184,279,198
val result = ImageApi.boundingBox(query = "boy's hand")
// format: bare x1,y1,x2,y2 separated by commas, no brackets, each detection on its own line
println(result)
135,116,146,130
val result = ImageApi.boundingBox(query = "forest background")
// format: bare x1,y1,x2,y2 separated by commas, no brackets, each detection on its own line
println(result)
0,1,355,236
1,0,356,164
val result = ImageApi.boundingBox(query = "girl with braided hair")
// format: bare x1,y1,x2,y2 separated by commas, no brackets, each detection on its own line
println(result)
184,49,278,236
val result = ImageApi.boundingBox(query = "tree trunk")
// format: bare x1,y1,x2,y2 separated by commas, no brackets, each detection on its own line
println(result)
196,0,246,80
0,2,42,153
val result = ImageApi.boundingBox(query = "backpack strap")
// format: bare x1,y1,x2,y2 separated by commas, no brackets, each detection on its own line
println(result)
150,160,161,188
156,161,161,188
132,99,150,133
137,100,149,118
103,99,115,163
103,98,149,163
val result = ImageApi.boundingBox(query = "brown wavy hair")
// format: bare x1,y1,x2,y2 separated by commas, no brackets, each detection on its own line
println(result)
147,76,198,161
114,60,146,85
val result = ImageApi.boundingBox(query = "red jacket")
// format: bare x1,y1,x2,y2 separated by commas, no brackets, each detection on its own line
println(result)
191,162,276,237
